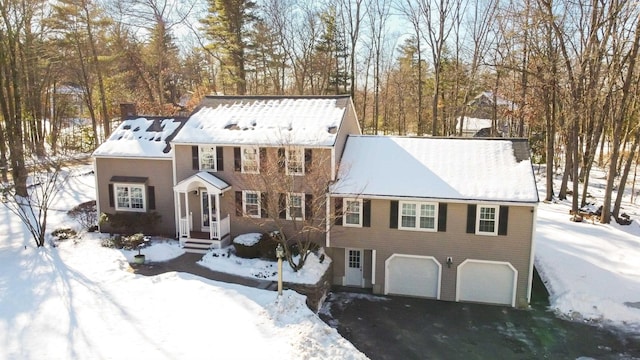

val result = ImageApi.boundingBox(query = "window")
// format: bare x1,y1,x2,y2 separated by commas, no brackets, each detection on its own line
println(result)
343,199,363,227
477,205,498,235
286,148,304,175
287,193,304,220
243,191,261,218
398,201,437,231
115,184,146,212
241,146,259,173
199,146,216,170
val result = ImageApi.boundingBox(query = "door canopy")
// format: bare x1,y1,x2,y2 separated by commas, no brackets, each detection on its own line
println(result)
174,171,231,195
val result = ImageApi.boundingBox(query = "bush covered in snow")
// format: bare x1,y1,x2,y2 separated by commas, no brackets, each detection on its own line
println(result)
233,232,280,260
102,233,146,250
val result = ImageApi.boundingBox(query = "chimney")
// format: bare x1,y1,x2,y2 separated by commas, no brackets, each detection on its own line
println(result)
120,103,137,120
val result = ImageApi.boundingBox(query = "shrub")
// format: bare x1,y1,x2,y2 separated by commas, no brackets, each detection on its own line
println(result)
100,211,161,235
67,200,97,230
257,232,279,261
289,241,320,257
101,233,146,250
233,233,262,259
51,228,77,241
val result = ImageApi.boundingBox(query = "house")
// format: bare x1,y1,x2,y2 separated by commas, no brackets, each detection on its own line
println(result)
456,91,518,137
93,95,539,308
455,116,495,137
328,136,538,307
94,95,361,252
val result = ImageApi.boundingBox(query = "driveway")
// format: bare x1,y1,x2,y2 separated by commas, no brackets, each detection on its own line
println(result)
320,274,640,359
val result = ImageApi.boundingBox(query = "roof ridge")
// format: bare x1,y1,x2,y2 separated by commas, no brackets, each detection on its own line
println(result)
203,95,351,100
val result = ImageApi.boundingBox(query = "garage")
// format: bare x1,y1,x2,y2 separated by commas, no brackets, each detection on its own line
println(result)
385,254,441,298
457,260,517,306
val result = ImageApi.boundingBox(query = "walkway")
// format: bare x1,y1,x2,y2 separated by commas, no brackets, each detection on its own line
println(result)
132,252,277,291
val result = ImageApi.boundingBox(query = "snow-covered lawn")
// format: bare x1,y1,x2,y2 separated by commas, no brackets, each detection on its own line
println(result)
199,246,331,285
0,167,366,359
535,167,640,334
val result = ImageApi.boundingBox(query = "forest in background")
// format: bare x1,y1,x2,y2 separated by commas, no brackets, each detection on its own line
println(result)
1,0,640,224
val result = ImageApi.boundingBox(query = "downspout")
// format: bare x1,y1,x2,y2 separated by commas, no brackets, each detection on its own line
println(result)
526,204,538,304
93,158,101,231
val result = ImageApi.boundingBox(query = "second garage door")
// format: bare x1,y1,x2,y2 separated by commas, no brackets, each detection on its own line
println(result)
385,254,441,298
457,260,517,306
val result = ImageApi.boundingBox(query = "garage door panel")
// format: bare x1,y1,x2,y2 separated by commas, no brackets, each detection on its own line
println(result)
458,261,516,306
386,255,440,298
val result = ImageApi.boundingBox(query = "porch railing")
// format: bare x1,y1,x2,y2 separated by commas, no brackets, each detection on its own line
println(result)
179,213,192,238
220,215,230,238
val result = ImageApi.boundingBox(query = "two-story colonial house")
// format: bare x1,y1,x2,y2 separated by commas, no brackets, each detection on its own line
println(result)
93,95,538,308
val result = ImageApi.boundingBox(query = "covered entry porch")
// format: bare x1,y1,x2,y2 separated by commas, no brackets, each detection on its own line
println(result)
174,172,232,253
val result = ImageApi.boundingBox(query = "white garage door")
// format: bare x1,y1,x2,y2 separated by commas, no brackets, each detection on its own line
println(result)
385,255,440,298
457,260,517,306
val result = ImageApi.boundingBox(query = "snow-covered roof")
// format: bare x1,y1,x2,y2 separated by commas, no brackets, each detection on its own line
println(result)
332,136,538,203
455,117,493,132
93,117,186,158
174,171,231,194
468,91,518,110
172,96,350,147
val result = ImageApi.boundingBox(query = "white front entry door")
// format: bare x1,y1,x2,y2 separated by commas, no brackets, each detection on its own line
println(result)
201,191,212,231
345,249,363,286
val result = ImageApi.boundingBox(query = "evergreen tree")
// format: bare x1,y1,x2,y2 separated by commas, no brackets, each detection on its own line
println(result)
201,0,257,95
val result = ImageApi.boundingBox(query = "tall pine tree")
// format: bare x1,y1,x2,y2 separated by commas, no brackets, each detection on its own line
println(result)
201,0,257,95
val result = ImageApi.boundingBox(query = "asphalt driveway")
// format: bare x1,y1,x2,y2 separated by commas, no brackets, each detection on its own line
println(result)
319,273,640,359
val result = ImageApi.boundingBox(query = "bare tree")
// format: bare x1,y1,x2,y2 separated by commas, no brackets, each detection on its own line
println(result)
238,145,337,271
418,0,461,136
1,158,69,247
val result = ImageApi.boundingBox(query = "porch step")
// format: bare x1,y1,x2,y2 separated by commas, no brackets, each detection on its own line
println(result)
183,247,209,254
184,239,214,248
182,239,214,254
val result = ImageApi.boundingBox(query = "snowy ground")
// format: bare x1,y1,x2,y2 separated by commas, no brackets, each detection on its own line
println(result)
0,166,366,360
199,246,331,285
534,166,640,334
2,161,640,360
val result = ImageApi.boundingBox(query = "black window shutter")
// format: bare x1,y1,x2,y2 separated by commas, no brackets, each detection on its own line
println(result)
363,199,371,227
216,147,224,171
278,193,286,219
277,148,285,172
259,148,267,173
235,191,243,216
304,149,312,173
498,206,509,235
108,184,114,207
261,192,269,218
466,204,477,233
334,197,343,225
390,200,399,229
192,146,199,170
305,194,313,219
147,186,156,210
234,147,241,171
438,203,447,232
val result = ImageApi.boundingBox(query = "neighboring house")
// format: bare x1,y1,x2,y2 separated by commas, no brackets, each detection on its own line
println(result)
93,95,539,308
329,136,538,308
458,91,518,137
455,117,494,137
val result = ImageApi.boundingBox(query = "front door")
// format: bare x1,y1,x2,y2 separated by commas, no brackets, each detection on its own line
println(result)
201,191,215,231
345,249,363,286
